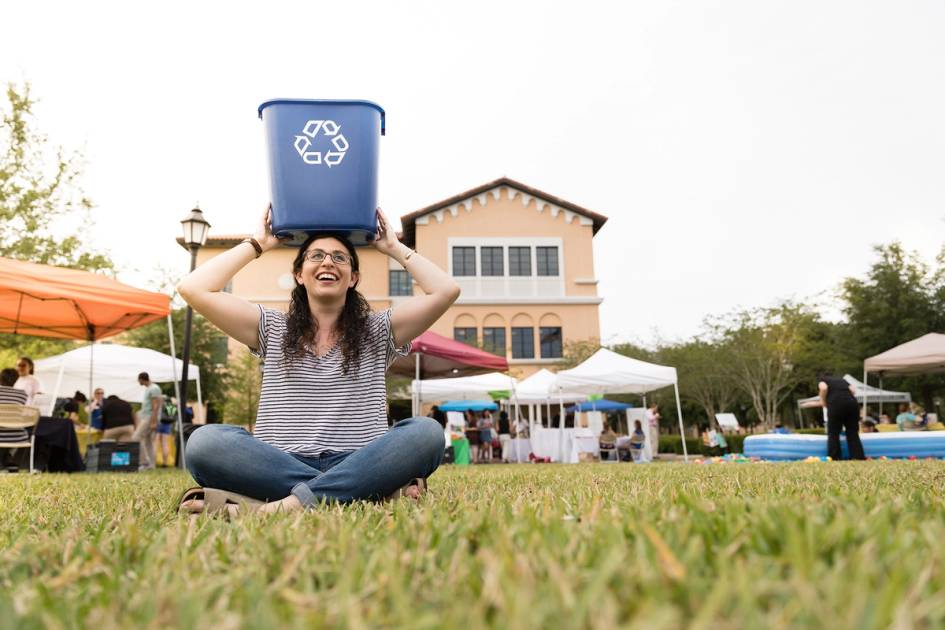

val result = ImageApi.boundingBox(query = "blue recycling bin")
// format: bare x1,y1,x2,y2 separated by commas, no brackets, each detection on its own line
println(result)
258,99,385,245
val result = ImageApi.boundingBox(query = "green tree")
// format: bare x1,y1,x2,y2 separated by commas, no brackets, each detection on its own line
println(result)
710,303,818,426
559,338,601,369
656,339,739,427
841,242,942,358
841,242,945,410
0,82,113,272
221,348,262,428
121,309,228,407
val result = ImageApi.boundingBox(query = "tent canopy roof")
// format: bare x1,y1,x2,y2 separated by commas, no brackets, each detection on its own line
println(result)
34,343,198,401
390,330,508,378
567,399,633,412
438,400,498,412
0,257,170,340
514,368,588,402
864,333,945,374
554,348,677,395
798,374,911,408
413,372,517,402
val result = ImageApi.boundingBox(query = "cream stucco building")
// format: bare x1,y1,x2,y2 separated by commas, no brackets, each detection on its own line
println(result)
194,177,607,378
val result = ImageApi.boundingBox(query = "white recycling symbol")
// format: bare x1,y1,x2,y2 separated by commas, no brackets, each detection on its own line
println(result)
293,119,349,167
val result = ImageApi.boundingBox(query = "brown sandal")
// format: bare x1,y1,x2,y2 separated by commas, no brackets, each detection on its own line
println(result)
177,487,264,518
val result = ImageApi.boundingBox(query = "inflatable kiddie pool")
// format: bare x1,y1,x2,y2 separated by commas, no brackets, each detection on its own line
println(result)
743,432,945,461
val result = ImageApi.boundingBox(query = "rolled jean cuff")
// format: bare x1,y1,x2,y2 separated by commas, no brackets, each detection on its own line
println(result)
291,482,317,508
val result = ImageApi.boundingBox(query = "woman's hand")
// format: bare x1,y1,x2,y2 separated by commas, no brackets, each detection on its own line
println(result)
253,205,286,253
372,207,408,260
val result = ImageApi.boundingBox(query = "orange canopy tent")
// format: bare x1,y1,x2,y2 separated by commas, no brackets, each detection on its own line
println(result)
0,257,169,340
0,256,188,468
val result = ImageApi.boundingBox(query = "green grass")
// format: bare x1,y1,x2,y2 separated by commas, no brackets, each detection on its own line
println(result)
2,462,945,628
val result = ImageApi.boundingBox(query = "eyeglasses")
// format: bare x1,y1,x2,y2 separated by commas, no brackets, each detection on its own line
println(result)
303,249,352,266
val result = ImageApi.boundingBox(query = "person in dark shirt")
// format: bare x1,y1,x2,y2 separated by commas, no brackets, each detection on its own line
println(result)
100,395,135,441
430,405,446,429
818,373,865,461
497,410,512,462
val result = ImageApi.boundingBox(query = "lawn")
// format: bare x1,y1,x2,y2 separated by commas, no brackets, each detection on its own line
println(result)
2,461,945,628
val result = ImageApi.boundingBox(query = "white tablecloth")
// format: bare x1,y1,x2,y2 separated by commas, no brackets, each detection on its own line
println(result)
531,427,601,463
505,438,531,463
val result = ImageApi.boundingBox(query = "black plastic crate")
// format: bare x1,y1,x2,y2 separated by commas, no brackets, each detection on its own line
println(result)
85,441,139,473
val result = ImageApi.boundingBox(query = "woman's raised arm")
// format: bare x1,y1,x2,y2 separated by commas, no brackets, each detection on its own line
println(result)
177,207,283,350
373,209,460,347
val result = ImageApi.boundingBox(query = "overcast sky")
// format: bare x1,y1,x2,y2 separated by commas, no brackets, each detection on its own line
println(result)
3,0,944,346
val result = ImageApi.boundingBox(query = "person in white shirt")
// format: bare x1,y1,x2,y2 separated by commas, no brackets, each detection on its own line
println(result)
645,403,661,459
13,357,43,406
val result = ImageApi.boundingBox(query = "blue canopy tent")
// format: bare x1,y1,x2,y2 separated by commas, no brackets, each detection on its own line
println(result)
438,400,498,412
567,399,633,413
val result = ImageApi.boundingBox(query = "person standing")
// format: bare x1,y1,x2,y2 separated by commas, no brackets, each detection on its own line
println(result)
87,388,106,432
818,373,865,461
133,372,163,470
497,410,512,462
13,357,43,406
645,403,661,459
100,394,136,441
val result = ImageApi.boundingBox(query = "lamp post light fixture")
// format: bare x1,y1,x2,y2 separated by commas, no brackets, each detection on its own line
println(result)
178,205,210,423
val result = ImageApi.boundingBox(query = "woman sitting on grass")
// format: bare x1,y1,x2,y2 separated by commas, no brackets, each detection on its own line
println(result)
177,207,459,516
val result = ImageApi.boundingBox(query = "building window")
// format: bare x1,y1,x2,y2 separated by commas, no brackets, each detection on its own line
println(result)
454,327,477,346
482,327,506,356
511,327,534,359
389,270,412,296
537,247,559,276
509,246,531,276
452,247,476,276
539,327,563,358
480,247,504,276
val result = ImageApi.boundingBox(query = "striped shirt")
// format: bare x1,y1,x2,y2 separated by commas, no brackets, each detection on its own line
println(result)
251,305,410,457
0,386,30,443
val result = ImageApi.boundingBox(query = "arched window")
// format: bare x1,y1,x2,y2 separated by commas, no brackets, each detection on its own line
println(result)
453,313,478,346
482,313,506,356
538,313,563,359
510,313,535,359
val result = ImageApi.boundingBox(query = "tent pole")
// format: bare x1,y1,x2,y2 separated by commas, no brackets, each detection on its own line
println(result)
195,369,203,423
512,383,522,464
85,341,94,441
413,353,420,417
558,390,566,463
674,384,688,462
51,359,66,417
862,366,868,422
167,314,186,471
878,374,883,417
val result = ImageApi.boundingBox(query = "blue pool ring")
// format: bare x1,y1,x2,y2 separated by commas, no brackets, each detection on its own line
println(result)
743,432,945,461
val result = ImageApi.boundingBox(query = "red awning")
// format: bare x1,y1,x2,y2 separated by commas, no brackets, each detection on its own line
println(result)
0,257,171,340
390,330,508,378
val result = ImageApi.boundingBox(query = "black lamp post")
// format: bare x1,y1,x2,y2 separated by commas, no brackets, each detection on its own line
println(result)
178,205,210,418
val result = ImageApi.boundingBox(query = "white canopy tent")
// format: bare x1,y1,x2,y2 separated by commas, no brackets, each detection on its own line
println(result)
797,374,910,425
798,374,910,408
514,368,588,435
554,349,688,461
862,333,945,416
34,343,202,414
411,372,518,402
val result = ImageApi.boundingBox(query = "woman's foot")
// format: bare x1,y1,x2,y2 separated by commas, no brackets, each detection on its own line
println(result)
178,490,301,518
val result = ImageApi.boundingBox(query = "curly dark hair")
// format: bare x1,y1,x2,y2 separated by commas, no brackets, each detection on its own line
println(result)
283,233,372,374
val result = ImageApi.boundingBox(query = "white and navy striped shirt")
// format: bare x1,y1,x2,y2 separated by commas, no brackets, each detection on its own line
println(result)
0,386,30,443
251,305,410,457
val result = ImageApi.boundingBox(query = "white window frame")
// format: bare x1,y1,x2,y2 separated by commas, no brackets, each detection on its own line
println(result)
447,237,565,298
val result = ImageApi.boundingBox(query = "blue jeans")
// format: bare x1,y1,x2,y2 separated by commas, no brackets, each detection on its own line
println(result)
185,417,444,507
